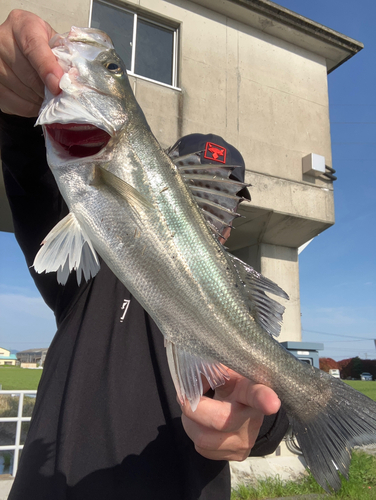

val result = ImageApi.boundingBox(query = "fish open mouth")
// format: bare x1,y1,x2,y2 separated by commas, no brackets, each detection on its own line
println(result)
45,123,111,158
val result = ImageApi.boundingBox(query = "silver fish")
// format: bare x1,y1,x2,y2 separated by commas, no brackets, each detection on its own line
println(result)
34,27,376,492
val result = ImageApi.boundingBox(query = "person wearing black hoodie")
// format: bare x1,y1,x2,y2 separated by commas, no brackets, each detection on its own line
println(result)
0,10,289,500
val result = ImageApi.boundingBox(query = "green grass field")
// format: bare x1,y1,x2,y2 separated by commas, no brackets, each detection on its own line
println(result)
0,365,375,395
231,450,376,499
0,366,43,390
344,380,376,401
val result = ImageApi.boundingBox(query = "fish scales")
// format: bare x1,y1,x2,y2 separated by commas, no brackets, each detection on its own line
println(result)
33,26,376,492
95,127,257,355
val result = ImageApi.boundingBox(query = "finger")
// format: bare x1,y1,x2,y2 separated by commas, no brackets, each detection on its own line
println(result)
194,447,251,462
231,379,281,415
214,369,281,416
0,82,41,117
0,57,43,105
181,396,261,433
10,47,46,99
15,26,62,95
9,10,63,94
182,417,258,461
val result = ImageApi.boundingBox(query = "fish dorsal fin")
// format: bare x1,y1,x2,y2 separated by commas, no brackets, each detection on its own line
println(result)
228,254,289,337
184,174,245,196
165,339,229,412
194,198,241,228
33,212,100,285
168,151,249,240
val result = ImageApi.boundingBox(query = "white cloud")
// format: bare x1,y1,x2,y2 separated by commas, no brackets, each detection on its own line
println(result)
0,292,56,350
314,307,358,326
0,293,54,320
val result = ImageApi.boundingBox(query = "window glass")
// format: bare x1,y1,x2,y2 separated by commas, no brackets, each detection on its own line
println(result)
91,1,133,70
91,1,177,86
135,20,174,85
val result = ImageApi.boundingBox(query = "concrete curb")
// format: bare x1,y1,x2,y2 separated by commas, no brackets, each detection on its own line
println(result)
0,476,13,500
230,455,308,490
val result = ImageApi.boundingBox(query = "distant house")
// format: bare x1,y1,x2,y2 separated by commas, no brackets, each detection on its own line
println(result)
0,347,17,366
16,348,48,368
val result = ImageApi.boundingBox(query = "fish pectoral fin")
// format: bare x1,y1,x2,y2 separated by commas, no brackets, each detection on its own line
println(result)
33,212,100,285
165,339,229,412
228,254,289,337
95,165,154,213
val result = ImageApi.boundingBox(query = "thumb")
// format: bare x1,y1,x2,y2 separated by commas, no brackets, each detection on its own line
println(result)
13,12,64,94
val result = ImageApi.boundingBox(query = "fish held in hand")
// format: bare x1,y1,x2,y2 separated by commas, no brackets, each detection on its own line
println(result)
34,27,376,492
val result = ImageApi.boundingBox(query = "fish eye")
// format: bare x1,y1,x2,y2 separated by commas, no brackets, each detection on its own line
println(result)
105,62,123,76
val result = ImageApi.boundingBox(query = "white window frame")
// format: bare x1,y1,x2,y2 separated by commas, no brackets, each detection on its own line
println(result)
89,0,180,90
0,390,37,477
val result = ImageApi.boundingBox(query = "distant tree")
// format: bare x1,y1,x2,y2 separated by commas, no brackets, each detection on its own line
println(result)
352,356,363,379
320,357,376,379
319,358,338,372
338,358,352,379
363,359,376,378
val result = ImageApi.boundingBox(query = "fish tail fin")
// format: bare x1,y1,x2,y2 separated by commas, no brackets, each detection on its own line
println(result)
288,373,376,492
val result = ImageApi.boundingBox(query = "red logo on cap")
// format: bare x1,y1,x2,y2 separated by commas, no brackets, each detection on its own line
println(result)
204,142,227,163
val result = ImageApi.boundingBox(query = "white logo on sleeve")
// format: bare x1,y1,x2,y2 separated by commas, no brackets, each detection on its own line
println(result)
120,299,131,323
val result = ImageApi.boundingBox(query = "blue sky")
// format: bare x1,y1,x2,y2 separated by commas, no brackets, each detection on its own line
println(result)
277,0,376,361
0,0,375,360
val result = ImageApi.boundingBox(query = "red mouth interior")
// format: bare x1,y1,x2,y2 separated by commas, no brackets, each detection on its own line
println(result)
45,123,111,158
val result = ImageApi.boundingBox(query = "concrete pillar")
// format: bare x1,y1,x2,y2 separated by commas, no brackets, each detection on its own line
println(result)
232,243,301,342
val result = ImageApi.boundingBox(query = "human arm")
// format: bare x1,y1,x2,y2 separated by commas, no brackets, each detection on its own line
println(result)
180,368,289,460
0,9,63,117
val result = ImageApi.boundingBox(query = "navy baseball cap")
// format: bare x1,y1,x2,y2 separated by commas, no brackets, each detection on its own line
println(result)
172,133,251,200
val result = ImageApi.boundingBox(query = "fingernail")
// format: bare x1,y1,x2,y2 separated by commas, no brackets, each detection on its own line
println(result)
45,73,61,95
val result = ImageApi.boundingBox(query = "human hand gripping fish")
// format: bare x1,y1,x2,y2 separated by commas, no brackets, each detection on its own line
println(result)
181,369,281,461
0,10,63,117
0,9,280,464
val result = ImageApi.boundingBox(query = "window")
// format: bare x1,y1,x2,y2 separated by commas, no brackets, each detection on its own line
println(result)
91,0,179,88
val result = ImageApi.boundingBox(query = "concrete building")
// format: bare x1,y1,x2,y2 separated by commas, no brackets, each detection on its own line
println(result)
16,348,48,367
0,0,363,344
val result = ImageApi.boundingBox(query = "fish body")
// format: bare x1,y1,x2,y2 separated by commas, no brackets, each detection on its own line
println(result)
34,27,376,492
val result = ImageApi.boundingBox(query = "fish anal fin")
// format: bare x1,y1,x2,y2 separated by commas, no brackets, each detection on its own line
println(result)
33,212,100,285
165,339,229,411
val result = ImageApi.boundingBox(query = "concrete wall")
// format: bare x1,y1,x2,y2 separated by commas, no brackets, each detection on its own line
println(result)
128,0,334,341
0,0,91,32
0,0,347,341
0,360,16,366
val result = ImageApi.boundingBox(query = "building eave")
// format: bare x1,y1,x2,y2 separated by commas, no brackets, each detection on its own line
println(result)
189,0,363,72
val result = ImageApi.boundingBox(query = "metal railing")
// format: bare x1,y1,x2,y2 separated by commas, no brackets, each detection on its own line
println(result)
0,390,37,476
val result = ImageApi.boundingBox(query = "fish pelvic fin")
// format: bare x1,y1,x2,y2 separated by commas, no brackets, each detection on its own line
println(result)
287,369,376,492
165,339,229,412
228,254,289,337
33,212,100,285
